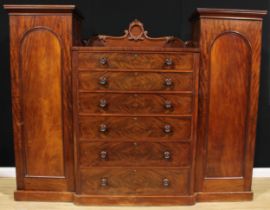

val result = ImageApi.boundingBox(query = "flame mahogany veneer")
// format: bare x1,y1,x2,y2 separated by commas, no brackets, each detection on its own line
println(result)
4,4,267,205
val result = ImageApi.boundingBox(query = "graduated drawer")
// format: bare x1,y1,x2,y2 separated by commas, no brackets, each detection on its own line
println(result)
78,116,192,141
77,52,194,70
78,93,193,114
79,167,190,195
78,71,193,91
79,142,191,167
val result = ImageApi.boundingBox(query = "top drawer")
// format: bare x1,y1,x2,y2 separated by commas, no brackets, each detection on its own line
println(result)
77,52,194,70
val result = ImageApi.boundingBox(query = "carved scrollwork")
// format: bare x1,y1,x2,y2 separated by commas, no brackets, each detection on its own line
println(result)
84,19,189,48
127,19,148,41
98,19,173,42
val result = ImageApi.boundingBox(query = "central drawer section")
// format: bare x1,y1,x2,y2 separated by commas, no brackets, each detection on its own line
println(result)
73,50,198,196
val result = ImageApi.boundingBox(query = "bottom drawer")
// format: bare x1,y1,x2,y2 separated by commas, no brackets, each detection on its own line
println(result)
79,168,190,195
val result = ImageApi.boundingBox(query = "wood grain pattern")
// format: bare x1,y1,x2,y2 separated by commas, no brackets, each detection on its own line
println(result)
4,4,81,193
14,190,74,202
21,28,64,177
79,168,190,195
78,116,192,141
3,4,78,14
78,71,193,91
71,40,198,204
73,194,196,205
202,178,245,192
79,142,191,167
196,191,253,202
78,93,193,114
206,33,251,177
5,177,270,206
5,5,265,205
191,9,266,195
78,52,194,70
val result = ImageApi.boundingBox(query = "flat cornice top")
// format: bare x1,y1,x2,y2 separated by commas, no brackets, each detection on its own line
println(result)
3,4,83,18
4,4,75,11
190,8,267,21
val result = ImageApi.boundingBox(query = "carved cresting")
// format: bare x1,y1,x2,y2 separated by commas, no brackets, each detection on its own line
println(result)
85,19,187,47
100,19,172,41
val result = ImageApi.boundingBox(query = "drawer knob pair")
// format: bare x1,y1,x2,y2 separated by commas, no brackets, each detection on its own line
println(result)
100,76,173,88
100,57,172,66
100,99,172,110
100,150,170,160
101,178,169,188
100,124,172,133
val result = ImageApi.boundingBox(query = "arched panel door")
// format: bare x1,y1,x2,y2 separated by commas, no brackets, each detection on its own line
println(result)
20,29,64,177
206,33,252,178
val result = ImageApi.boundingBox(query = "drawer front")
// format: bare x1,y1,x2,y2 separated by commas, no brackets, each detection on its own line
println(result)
78,116,192,141
79,142,191,167
78,71,193,91
80,168,190,195
78,52,194,70
78,93,193,114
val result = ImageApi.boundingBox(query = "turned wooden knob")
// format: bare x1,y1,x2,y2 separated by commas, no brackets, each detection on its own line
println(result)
100,177,108,187
164,78,173,87
165,58,173,66
99,57,108,65
99,124,108,132
99,76,107,85
99,99,107,108
164,100,172,109
100,151,107,160
163,178,170,187
164,124,172,133
163,151,171,160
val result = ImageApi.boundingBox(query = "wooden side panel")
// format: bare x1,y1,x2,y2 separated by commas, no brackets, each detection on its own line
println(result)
21,29,64,176
192,16,264,194
7,12,76,191
206,33,251,177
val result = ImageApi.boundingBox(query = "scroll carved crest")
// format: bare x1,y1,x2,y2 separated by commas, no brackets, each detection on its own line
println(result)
84,19,189,48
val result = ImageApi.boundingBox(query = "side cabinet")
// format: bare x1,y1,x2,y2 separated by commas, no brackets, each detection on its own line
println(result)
4,5,81,201
191,9,266,201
